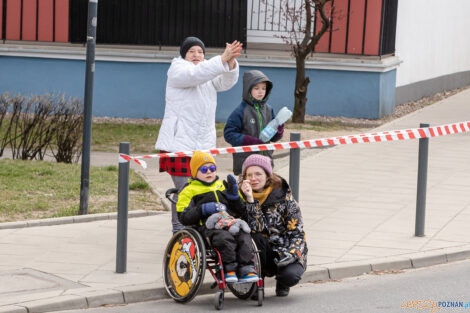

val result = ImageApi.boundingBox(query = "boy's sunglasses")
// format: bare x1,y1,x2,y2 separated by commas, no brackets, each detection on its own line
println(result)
199,165,217,174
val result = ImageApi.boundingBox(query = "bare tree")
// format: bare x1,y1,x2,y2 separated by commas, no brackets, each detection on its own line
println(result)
274,0,333,123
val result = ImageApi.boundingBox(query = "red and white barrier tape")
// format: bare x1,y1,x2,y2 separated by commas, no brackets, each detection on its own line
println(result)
119,121,470,169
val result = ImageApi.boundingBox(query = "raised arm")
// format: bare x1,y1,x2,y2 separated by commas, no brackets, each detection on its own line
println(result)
167,56,228,89
211,61,239,92
212,41,242,91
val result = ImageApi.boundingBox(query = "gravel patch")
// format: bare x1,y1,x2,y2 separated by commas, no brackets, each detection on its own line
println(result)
304,86,469,127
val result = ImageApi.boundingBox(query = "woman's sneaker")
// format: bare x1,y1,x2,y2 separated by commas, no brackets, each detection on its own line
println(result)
239,272,259,283
225,271,238,283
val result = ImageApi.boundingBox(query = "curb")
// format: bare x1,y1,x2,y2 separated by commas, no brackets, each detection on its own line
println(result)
0,210,164,230
3,247,470,313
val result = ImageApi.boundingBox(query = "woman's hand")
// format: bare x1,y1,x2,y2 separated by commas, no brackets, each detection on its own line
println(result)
221,40,243,69
241,180,254,203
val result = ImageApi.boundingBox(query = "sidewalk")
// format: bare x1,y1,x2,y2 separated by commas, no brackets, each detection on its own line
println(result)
1,89,470,313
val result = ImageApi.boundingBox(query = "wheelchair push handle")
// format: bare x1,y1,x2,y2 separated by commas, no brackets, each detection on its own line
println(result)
165,188,179,205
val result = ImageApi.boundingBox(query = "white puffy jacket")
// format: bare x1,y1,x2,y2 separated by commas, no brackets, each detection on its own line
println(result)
155,56,239,152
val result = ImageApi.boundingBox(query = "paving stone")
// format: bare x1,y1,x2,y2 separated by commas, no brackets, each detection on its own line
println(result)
107,213,118,220
445,249,470,263
36,218,73,227
26,220,41,227
128,211,148,218
87,213,111,221
22,295,87,313
0,305,27,313
301,267,330,282
0,268,84,295
327,263,372,280
80,290,124,308
73,215,97,223
411,252,447,268
0,222,27,230
370,257,412,271
117,285,167,303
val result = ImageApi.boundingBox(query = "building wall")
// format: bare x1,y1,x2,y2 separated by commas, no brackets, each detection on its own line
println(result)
247,0,392,56
395,0,470,102
0,54,396,120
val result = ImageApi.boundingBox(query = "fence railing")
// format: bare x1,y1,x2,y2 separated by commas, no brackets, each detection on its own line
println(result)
246,0,397,56
70,0,247,47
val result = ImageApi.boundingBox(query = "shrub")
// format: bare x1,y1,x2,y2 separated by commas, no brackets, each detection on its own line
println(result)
0,93,11,157
0,92,84,163
50,96,83,163
9,94,58,160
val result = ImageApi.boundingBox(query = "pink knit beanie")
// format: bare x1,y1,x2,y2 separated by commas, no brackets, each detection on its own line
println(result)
242,154,273,177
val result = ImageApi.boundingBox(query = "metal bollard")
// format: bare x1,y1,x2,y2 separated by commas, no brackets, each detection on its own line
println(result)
289,132,301,202
415,123,430,237
116,142,130,273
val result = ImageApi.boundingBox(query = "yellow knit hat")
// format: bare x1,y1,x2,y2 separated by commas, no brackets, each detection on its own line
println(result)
190,151,216,178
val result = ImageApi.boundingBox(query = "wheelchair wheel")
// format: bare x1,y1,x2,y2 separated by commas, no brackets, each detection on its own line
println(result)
163,228,206,303
257,287,264,306
228,239,262,300
214,290,224,310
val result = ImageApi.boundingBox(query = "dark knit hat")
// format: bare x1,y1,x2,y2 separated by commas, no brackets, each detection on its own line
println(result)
180,36,206,58
242,154,273,177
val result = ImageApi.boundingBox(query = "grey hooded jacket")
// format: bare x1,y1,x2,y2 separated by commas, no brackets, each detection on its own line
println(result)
224,70,282,175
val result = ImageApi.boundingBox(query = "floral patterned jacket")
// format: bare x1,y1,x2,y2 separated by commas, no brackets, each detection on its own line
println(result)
244,176,308,269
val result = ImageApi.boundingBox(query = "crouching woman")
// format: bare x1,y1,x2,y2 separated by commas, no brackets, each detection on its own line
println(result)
239,154,308,297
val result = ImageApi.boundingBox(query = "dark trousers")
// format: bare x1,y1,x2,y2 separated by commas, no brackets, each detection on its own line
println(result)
252,232,304,287
203,228,254,272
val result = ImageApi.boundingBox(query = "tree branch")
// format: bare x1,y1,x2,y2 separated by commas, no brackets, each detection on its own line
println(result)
306,0,331,53
301,0,312,48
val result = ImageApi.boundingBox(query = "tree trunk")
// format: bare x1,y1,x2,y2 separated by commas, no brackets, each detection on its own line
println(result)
292,54,310,123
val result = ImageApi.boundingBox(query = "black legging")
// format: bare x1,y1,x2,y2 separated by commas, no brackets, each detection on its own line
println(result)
252,232,304,287
203,228,254,273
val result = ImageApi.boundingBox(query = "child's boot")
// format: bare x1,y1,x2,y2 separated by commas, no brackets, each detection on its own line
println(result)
239,272,259,283
225,271,238,283
238,265,259,283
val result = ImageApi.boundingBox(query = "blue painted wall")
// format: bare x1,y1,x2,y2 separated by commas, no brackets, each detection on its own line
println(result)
0,56,395,120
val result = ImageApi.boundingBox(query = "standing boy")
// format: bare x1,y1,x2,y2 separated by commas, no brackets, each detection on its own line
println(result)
224,70,285,175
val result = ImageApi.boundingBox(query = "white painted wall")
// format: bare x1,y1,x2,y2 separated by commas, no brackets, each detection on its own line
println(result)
395,0,470,87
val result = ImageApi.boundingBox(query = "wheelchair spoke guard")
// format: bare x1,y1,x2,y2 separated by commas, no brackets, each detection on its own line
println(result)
163,229,206,303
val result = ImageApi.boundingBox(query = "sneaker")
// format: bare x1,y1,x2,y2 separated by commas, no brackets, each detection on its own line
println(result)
239,272,259,283
225,271,238,283
275,281,290,297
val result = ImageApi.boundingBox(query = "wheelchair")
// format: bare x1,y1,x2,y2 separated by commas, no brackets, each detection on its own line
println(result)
162,188,264,310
